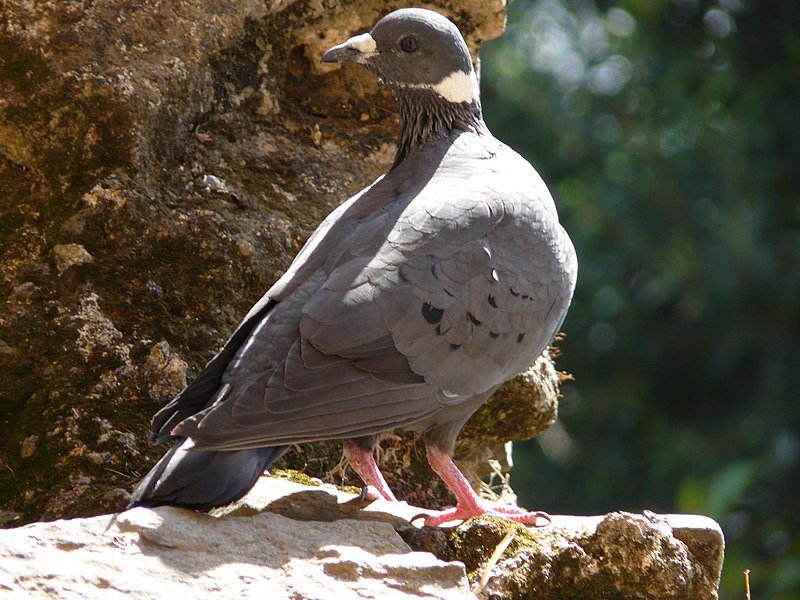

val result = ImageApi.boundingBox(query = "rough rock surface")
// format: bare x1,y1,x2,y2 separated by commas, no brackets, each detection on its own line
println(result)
0,478,725,599
404,512,725,600
0,506,471,599
0,0,541,525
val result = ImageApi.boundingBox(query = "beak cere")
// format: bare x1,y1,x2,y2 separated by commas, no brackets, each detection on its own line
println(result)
321,32,377,64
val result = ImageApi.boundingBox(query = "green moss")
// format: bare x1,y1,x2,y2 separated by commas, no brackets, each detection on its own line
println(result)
269,468,322,488
443,517,543,580
269,468,361,495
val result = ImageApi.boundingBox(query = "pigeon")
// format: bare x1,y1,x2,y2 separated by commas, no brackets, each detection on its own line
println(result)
129,7,577,526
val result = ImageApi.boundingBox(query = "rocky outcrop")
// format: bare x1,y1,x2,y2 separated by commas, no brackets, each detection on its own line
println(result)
0,477,725,599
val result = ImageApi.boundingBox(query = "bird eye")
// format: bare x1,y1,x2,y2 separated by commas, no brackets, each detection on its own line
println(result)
399,36,419,53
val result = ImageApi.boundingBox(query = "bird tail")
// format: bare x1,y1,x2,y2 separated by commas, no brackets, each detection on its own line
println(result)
128,440,290,510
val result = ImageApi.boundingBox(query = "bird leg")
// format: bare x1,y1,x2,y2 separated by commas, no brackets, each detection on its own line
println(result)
422,444,551,527
343,440,397,501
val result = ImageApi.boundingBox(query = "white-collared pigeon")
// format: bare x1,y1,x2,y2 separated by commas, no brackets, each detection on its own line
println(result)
129,7,577,526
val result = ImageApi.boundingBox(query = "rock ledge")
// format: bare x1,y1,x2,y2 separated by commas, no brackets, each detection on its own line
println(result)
0,477,724,599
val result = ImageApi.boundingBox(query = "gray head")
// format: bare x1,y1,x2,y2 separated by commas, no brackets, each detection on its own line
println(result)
322,8,479,105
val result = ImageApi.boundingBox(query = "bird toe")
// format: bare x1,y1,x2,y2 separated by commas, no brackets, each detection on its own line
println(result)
421,501,551,527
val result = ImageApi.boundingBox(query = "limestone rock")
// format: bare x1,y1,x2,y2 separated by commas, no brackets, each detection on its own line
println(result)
0,478,724,599
0,505,471,599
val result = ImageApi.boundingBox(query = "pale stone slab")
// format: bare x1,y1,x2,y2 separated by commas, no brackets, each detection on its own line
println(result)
0,502,471,599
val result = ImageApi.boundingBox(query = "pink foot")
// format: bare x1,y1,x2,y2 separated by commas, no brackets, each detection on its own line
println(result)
423,444,551,527
422,500,551,527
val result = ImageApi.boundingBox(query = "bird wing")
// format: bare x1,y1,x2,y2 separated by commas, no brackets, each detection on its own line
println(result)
376,161,576,396
175,145,575,450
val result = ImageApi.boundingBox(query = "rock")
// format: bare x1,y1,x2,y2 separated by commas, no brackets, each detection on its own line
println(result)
51,243,94,275
217,472,433,527
19,436,38,460
402,510,725,600
143,340,188,403
668,514,726,585
0,484,471,599
0,478,724,599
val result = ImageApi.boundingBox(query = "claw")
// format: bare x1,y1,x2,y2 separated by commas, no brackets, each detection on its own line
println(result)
358,486,382,502
531,511,552,527
410,512,432,524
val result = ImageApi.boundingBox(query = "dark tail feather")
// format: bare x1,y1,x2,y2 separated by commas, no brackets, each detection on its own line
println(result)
128,440,290,510
148,298,277,444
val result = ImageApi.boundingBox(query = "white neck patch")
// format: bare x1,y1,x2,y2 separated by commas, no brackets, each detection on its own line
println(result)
401,70,479,104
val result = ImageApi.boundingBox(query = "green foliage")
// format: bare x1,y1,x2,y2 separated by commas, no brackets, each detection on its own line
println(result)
482,1,800,597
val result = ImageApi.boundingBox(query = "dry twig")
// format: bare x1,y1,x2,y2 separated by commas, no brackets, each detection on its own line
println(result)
744,569,751,600
472,530,516,595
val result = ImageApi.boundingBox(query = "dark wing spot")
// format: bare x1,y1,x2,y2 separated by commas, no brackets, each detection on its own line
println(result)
421,302,444,324
468,312,482,326
488,294,497,308
522,294,529,299
489,331,500,339
449,343,461,350
516,333,526,343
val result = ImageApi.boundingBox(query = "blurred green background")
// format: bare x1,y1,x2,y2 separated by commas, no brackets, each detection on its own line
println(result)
480,1,799,598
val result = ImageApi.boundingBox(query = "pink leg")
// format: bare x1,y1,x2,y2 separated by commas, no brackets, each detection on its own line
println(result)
423,444,550,527
343,440,397,502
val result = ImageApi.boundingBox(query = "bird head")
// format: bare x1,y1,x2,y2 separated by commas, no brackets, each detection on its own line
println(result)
321,8,479,106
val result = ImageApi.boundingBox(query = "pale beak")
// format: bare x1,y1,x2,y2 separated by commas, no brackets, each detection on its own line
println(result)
321,32,378,64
